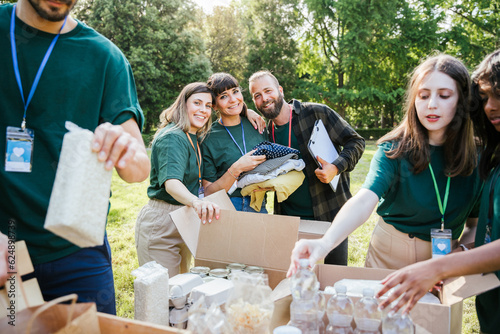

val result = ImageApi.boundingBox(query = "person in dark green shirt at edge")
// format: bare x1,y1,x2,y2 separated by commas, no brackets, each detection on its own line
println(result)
377,49,500,334
0,0,150,314
288,54,482,275
135,83,221,277
202,73,268,212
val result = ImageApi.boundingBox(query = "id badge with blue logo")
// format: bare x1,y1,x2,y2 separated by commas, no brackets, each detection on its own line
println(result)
431,228,452,258
5,126,34,173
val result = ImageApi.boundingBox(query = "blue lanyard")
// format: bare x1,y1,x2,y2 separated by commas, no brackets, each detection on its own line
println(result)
220,118,247,156
10,5,67,130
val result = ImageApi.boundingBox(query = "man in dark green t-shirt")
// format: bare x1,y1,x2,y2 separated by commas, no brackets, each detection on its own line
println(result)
0,0,150,314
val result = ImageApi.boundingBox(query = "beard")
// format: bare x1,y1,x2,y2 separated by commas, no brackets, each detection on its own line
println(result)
28,0,77,22
258,92,285,120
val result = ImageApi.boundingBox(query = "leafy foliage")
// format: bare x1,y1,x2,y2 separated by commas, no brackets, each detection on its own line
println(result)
74,0,211,132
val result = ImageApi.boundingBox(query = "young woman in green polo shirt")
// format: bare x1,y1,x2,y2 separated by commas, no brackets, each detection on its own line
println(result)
377,49,500,334
288,54,483,274
202,73,268,212
135,82,220,277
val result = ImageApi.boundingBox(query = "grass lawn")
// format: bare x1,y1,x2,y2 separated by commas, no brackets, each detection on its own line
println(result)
106,140,480,333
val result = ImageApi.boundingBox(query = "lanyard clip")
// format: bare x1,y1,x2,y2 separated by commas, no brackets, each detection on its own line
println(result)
440,219,445,231
21,118,26,131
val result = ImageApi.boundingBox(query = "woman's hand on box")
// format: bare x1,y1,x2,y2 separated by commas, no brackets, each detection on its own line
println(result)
377,259,443,314
191,199,220,225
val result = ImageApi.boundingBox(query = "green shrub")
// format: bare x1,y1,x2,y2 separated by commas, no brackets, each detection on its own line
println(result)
356,128,393,140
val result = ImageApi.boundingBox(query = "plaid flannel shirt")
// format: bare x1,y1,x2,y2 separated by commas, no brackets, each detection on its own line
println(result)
271,99,365,221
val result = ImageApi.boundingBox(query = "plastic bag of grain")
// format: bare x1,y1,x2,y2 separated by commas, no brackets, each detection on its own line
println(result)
132,261,170,326
44,121,112,247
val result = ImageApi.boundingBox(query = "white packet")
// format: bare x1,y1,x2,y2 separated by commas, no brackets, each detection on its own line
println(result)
132,261,170,326
44,121,112,247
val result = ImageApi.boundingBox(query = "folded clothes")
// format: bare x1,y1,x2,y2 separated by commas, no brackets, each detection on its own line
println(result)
238,158,306,188
251,141,299,159
240,170,305,212
239,153,298,179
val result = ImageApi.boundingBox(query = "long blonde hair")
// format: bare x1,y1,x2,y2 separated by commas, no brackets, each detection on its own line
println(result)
156,82,215,141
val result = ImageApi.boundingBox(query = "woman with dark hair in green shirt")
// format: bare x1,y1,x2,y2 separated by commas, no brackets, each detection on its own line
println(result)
288,54,482,274
135,82,220,277
202,73,268,212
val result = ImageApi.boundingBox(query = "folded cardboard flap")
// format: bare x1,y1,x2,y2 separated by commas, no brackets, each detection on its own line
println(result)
173,209,300,271
441,273,500,306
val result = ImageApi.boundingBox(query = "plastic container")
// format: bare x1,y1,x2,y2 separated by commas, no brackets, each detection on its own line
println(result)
289,259,321,334
169,273,204,309
382,313,414,334
190,277,234,307
353,288,381,334
274,325,303,333
169,305,188,329
326,284,354,334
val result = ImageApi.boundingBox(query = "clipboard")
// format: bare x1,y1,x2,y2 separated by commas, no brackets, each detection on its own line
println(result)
307,119,340,191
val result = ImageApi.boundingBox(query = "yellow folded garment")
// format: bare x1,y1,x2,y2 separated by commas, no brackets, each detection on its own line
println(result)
240,170,305,212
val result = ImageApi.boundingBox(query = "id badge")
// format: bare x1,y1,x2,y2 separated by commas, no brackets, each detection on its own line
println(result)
5,126,34,172
431,228,452,258
198,186,205,199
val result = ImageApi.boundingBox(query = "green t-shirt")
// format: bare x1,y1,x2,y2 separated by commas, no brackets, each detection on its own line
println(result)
273,122,315,219
201,117,266,197
0,4,144,265
362,142,482,241
474,167,500,333
148,125,200,205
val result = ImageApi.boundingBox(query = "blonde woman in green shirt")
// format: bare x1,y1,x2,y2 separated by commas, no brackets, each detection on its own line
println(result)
135,82,220,276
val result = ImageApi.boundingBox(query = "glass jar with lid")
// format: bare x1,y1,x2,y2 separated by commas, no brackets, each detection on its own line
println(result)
190,266,210,278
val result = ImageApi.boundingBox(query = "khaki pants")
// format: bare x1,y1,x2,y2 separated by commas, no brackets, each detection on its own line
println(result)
365,217,458,269
135,199,192,277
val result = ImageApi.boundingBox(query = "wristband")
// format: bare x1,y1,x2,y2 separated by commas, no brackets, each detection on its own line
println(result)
459,244,469,251
228,168,238,180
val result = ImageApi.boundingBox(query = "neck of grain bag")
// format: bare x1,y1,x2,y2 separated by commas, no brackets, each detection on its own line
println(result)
44,121,112,247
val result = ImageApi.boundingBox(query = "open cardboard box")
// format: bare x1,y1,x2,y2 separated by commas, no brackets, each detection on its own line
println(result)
270,264,500,334
170,190,330,289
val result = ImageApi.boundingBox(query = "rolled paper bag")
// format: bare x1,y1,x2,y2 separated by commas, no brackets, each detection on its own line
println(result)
44,121,112,247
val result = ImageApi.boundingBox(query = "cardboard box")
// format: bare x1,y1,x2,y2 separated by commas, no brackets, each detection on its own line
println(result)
270,264,500,334
98,312,190,333
170,190,331,289
0,240,44,319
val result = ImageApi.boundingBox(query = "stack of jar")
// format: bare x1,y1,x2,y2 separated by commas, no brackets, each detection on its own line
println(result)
289,260,415,334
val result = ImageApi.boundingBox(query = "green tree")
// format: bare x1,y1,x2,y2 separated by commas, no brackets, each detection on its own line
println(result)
297,0,444,127
75,0,211,132
202,4,249,82
242,0,300,101
441,0,499,67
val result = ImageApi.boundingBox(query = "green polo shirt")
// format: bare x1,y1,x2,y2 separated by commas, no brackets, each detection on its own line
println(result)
201,117,266,197
273,122,315,219
362,142,482,241
148,125,200,205
475,167,500,334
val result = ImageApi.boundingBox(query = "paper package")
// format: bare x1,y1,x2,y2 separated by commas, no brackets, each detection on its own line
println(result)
44,121,112,247
132,261,170,326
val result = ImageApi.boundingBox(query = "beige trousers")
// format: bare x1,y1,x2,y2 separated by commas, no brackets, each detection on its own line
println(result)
135,199,192,277
364,217,458,269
